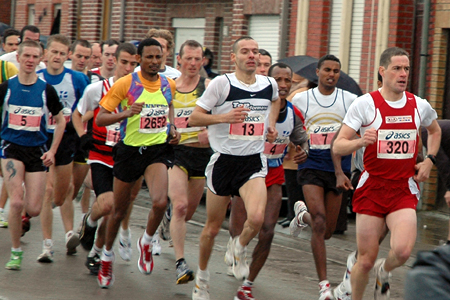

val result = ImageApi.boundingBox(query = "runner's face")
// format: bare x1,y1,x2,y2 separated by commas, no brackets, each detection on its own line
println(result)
232,39,259,74
271,67,292,100
178,46,204,77
70,45,91,72
153,37,168,63
138,45,163,77
17,46,41,74
316,60,340,90
115,51,138,78
101,44,118,71
46,41,69,72
3,35,20,53
89,43,102,69
380,55,410,94
256,55,271,76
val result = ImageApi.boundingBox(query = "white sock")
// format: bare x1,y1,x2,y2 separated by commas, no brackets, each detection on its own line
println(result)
120,228,130,238
142,231,152,244
102,249,114,261
235,237,245,252
43,239,53,247
197,267,210,281
89,244,102,257
0,208,4,213
87,215,97,227
12,247,22,252
243,279,253,287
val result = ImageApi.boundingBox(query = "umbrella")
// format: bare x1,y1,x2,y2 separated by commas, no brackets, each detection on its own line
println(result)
0,22,11,37
295,61,363,96
278,55,318,73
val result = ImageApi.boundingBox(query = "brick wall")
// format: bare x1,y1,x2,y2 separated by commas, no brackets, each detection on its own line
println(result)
287,0,298,57
0,0,12,25
79,0,102,42
306,0,331,58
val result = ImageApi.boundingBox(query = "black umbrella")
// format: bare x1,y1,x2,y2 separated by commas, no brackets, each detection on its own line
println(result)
0,22,11,37
295,62,363,96
278,55,318,73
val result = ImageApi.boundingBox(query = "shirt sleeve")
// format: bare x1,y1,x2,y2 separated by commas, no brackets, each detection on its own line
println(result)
46,84,64,116
77,81,102,115
6,62,18,79
416,96,438,128
100,75,131,112
342,94,374,132
196,75,230,111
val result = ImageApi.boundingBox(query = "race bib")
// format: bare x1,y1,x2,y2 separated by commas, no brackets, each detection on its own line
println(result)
264,136,289,159
229,112,265,140
8,105,42,132
139,106,169,134
377,129,417,159
105,123,121,146
48,108,71,130
308,123,340,150
174,107,201,133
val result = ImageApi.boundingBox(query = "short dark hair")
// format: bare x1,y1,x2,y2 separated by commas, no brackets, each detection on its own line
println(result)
379,47,409,68
179,40,203,58
20,25,40,42
2,28,20,44
137,38,162,56
259,49,272,59
317,54,341,70
115,42,137,59
268,62,292,77
100,39,120,54
378,71,383,83
18,40,42,56
232,36,255,53
70,39,91,53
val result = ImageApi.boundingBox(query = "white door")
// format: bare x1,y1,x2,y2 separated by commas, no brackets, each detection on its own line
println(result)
249,15,281,62
173,18,206,68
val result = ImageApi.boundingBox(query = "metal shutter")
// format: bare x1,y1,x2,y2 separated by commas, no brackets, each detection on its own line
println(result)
249,15,281,62
348,0,364,83
329,0,343,57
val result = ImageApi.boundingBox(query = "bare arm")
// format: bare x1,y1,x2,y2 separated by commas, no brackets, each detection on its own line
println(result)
266,98,281,143
168,102,180,144
188,105,250,127
41,112,66,167
414,120,442,182
96,102,143,127
333,124,376,156
72,109,86,138
331,127,353,191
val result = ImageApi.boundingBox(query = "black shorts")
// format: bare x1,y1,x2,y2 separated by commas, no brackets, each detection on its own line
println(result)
173,145,213,179
205,152,267,197
113,141,174,183
1,141,48,172
90,162,113,196
47,132,77,166
297,168,350,195
73,135,88,164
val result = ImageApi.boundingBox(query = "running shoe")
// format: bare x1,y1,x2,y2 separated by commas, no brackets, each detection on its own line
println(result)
159,209,171,241
152,233,161,255
118,234,132,261
192,277,210,300
21,215,30,237
319,281,334,300
343,251,356,292
176,260,194,284
234,285,256,300
86,253,101,275
98,257,115,288
65,230,80,255
232,236,249,280
5,250,22,270
37,240,54,263
79,213,97,251
289,201,308,237
0,211,8,228
224,236,234,276
374,258,391,300
333,282,351,300
137,236,154,274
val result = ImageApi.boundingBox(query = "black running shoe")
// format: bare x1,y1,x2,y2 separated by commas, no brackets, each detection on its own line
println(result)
85,253,101,275
79,213,97,251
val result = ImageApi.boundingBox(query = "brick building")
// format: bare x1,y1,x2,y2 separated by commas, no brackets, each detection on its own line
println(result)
9,0,448,210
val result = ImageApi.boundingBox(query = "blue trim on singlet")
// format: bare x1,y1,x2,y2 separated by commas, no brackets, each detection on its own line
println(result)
224,75,273,102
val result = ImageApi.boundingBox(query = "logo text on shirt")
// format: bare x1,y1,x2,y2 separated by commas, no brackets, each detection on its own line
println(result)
386,116,412,123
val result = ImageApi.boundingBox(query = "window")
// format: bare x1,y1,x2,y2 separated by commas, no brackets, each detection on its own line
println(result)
28,4,35,25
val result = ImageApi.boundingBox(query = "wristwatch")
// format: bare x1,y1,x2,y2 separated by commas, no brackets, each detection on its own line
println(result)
426,154,436,165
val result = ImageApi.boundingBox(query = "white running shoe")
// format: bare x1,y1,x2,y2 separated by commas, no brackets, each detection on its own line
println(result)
374,258,391,300
225,236,234,266
289,201,308,237
231,236,249,280
343,251,356,292
65,230,80,255
37,240,54,263
319,281,334,300
151,233,161,255
333,282,351,300
192,277,210,300
118,234,132,261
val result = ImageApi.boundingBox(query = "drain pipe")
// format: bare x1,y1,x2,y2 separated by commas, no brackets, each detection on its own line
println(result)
418,0,431,98
119,0,126,42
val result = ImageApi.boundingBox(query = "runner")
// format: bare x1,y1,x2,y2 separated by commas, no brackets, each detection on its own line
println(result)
165,40,212,284
72,42,139,275
189,36,280,300
229,62,309,300
255,49,271,76
0,40,65,270
36,34,90,262
290,54,356,300
90,39,119,79
95,38,179,288
332,47,441,300
1,29,20,54
88,42,102,70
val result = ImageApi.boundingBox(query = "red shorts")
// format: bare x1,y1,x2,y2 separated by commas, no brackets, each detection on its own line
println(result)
265,165,285,188
352,171,419,218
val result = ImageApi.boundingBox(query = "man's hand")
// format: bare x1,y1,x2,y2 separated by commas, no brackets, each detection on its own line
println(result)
41,150,56,167
168,126,181,145
293,145,308,164
198,128,209,145
225,106,250,123
266,126,278,143
126,101,144,118
336,172,353,191
360,128,377,147
413,159,434,182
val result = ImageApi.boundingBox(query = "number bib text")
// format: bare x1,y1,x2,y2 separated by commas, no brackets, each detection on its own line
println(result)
308,123,340,150
377,129,417,159
105,123,121,146
139,107,169,134
48,108,72,130
174,108,201,133
8,105,42,132
264,136,289,159
229,113,265,140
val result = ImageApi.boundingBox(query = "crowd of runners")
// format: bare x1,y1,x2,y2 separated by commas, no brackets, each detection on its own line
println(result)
0,24,444,300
